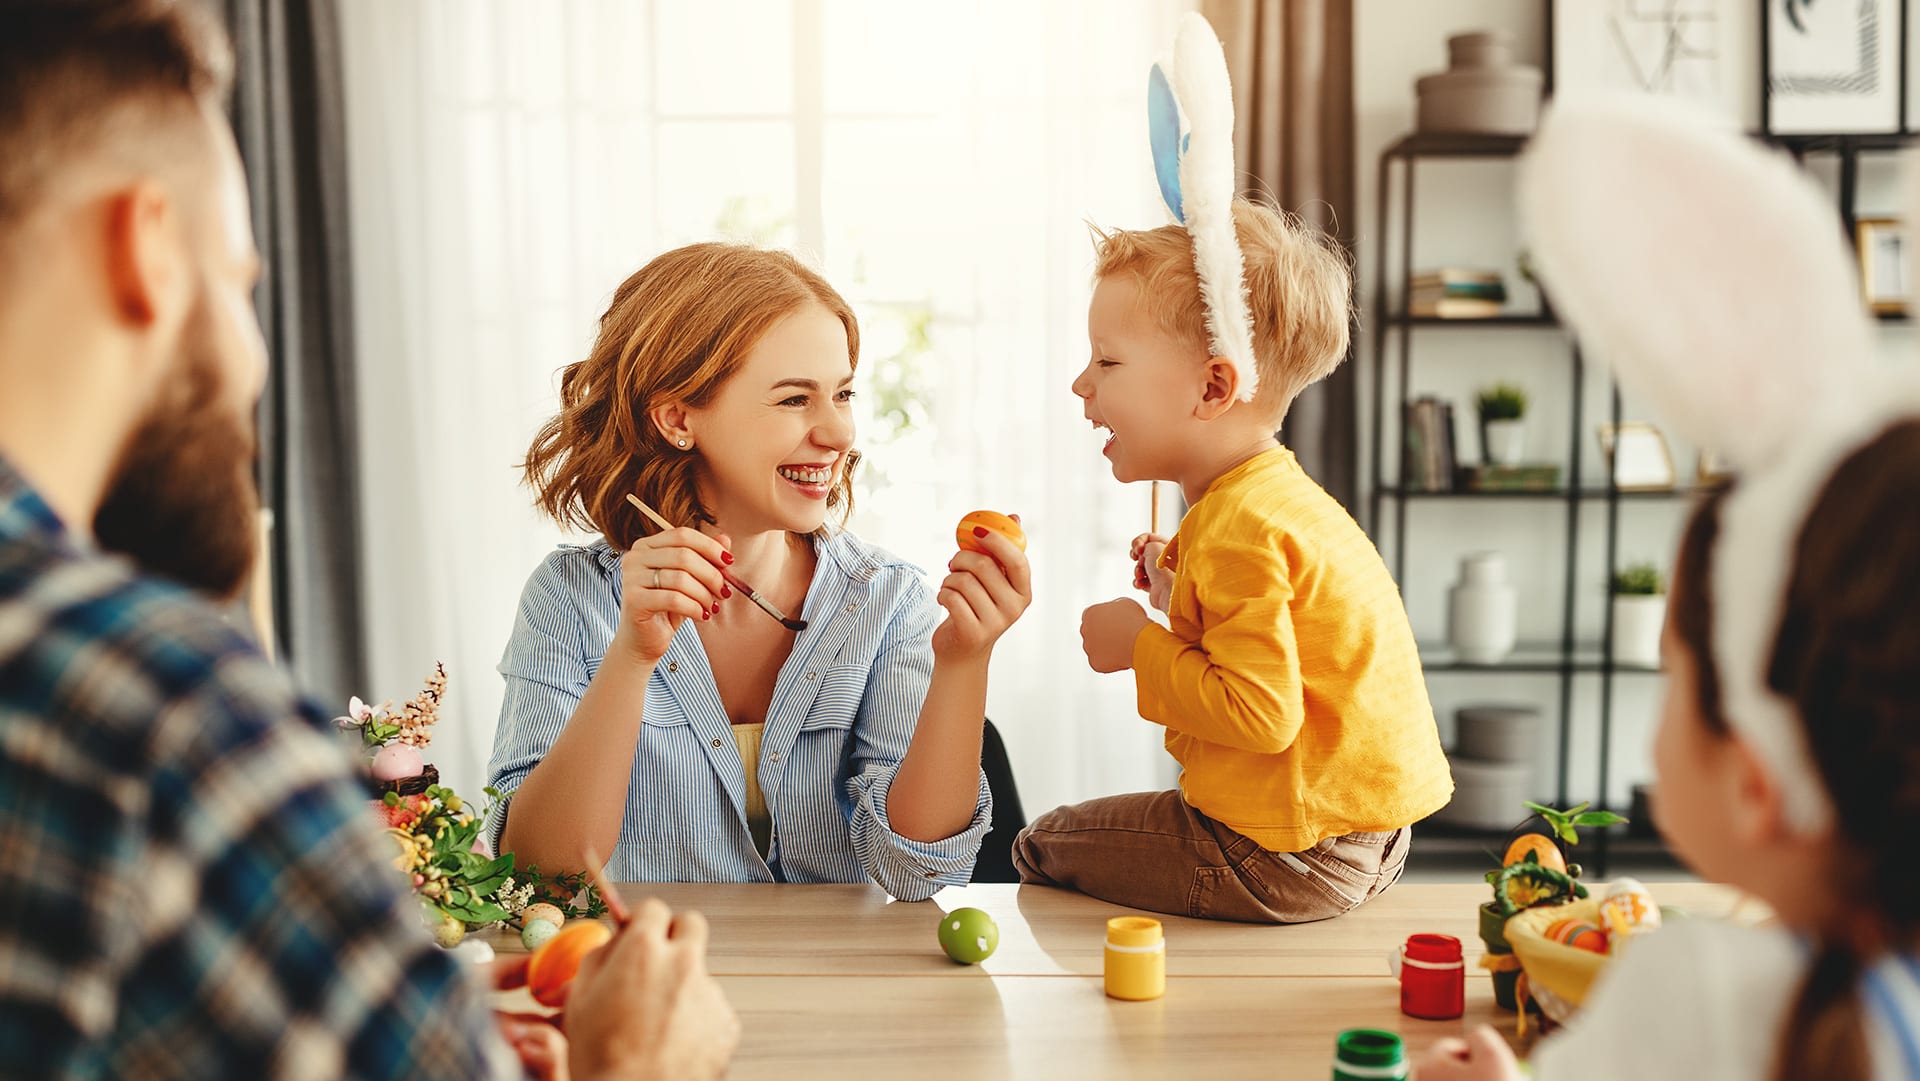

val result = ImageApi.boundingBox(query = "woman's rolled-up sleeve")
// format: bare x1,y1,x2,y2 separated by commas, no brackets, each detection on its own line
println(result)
843,579,992,901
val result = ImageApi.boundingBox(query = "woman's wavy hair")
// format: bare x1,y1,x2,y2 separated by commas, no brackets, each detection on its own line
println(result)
525,243,860,549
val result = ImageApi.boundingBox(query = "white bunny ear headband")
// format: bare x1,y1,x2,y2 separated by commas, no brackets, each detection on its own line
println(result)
1518,99,1920,835
1148,12,1259,402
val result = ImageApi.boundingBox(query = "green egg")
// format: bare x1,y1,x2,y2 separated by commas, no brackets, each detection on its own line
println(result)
937,907,999,964
521,917,561,951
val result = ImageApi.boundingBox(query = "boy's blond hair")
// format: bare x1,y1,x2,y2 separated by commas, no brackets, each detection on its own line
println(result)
1092,200,1352,421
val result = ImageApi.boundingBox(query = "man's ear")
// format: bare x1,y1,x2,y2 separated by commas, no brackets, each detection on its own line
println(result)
1193,356,1243,420
103,181,190,329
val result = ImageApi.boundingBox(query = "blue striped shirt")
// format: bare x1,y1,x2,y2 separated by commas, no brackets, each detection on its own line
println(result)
486,530,991,901
0,455,515,1079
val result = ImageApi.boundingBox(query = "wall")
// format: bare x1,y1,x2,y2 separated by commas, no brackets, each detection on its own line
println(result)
1352,1,1915,811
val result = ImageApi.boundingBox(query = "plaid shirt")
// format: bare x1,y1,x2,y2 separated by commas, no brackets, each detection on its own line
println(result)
0,456,517,1080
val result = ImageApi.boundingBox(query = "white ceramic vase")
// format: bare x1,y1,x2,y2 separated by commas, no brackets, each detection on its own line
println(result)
1611,594,1667,668
1483,419,1526,467
1448,552,1517,665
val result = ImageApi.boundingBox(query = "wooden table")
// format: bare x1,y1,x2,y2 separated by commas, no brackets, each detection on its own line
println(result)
486,879,1740,1079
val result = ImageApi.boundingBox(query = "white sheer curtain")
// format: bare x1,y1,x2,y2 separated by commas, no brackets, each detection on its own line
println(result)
338,0,1191,818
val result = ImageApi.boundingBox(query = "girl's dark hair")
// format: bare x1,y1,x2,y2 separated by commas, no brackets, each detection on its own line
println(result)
1670,419,1920,1081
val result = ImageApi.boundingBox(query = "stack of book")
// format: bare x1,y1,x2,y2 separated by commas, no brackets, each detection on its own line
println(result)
1410,268,1506,319
1402,395,1457,491
1456,463,1562,491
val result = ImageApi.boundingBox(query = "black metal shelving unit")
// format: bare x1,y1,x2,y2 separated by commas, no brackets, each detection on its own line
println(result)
1368,126,1918,874
1366,131,1687,875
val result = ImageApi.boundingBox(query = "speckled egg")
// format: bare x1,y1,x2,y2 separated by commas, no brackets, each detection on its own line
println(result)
1543,918,1609,954
522,903,566,928
521,917,561,951
370,743,424,781
432,914,466,948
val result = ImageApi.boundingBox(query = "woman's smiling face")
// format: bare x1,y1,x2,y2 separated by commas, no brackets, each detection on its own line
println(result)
683,302,857,535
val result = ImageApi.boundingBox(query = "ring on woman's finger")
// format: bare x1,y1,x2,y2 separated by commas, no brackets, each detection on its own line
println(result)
653,568,662,590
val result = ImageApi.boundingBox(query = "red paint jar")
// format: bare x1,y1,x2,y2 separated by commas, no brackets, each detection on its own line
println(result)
1392,933,1465,1020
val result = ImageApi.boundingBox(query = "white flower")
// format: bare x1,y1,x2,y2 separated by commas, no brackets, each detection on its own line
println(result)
350,696,376,722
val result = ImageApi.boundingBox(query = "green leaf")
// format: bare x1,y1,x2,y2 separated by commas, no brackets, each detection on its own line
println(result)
1573,812,1628,828
1565,802,1590,816
1557,823,1579,844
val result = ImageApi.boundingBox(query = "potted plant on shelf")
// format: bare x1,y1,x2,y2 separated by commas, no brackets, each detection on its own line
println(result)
1610,562,1666,668
1476,801,1626,1011
1477,383,1528,467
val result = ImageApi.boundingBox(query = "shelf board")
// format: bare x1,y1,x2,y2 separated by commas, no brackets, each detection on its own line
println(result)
1408,822,1677,866
1383,129,1915,164
1384,131,1531,158
1388,312,1558,327
1764,131,1914,153
1384,486,1706,501
1418,643,1664,675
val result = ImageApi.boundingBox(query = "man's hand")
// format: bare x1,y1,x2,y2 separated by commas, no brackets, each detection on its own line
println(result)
565,900,740,1081
493,955,569,1081
1080,597,1151,673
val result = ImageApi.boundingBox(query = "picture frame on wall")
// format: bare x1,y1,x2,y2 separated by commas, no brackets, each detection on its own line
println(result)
1598,423,1678,491
1551,0,1740,123
1766,0,1907,134
1857,217,1911,314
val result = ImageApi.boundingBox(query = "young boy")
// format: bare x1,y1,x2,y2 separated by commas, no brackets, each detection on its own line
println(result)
1011,201,1452,923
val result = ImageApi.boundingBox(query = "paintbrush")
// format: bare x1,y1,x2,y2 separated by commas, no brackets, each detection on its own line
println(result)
581,844,631,928
624,493,808,632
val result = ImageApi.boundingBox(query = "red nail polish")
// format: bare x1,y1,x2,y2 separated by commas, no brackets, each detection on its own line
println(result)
973,527,989,538
722,586,732,598
702,610,711,620
722,552,734,564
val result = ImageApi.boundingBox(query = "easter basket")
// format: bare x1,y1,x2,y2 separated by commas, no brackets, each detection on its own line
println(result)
1503,896,1612,1020
1505,890,1665,1024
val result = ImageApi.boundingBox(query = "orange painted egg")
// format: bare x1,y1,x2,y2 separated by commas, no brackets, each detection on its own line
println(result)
956,511,1026,554
1543,918,1609,954
1502,834,1567,874
526,919,615,1007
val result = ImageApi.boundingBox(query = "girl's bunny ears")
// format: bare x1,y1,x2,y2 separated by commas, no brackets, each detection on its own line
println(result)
1148,13,1259,402
1518,99,1873,470
1518,99,1920,835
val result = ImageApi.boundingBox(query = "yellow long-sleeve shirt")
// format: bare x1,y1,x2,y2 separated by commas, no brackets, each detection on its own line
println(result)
1132,446,1452,852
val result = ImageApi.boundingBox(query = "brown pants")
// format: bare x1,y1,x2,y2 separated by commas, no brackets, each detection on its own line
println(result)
1010,789,1410,924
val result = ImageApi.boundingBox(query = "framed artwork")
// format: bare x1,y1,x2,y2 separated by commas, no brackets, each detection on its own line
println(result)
1858,217,1911,314
1766,0,1906,134
1598,423,1677,491
1552,0,1738,122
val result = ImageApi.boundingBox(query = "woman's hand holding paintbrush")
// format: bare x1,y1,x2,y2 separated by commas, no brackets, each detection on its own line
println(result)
624,494,807,634
607,494,804,666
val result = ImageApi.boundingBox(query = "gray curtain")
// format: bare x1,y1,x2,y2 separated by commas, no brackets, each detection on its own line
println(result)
1203,0,1359,510
223,0,366,699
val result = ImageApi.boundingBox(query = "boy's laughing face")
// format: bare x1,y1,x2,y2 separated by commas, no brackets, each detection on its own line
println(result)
1072,273,1208,483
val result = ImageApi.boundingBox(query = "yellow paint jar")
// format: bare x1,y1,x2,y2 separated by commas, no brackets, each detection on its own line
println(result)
1104,916,1165,1000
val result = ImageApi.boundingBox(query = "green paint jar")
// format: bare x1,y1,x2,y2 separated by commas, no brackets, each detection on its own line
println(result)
1332,1028,1408,1081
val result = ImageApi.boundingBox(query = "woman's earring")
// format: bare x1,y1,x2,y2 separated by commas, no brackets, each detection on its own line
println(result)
677,438,689,449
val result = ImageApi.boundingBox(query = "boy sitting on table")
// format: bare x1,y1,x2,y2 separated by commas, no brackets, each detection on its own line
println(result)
1012,201,1453,923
